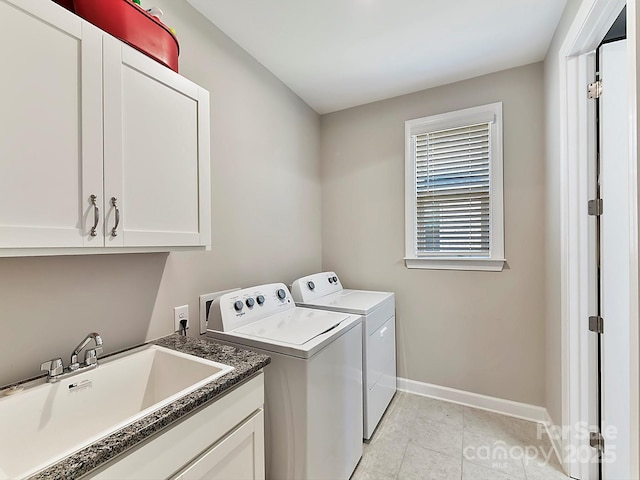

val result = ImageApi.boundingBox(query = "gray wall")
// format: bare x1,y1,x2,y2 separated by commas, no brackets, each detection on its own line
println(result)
320,63,546,406
0,0,321,386
543,0,584,428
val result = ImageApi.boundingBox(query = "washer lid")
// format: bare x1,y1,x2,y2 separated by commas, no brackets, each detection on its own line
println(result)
304,289,394,315
233,308,351,345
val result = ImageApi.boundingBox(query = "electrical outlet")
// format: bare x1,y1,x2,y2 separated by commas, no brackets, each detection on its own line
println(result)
174,305,189,334
199,288,241,334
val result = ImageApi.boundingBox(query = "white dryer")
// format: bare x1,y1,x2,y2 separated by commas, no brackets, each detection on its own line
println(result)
206,283,363,480
291,272,396,440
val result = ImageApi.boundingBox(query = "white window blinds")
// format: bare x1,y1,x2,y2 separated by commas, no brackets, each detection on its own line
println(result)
414,122,491,257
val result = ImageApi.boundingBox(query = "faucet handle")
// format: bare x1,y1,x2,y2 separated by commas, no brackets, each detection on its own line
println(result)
69,354,80,371
84,348,100,366
40,358,64,378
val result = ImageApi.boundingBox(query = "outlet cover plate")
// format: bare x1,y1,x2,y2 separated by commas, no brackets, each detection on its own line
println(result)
174,305,189,333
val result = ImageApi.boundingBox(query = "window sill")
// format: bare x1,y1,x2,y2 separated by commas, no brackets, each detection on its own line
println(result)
404,257,506,272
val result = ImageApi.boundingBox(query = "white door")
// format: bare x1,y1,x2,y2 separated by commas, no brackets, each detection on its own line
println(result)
599,39,632,480
103,37,211,248
0,1,103,248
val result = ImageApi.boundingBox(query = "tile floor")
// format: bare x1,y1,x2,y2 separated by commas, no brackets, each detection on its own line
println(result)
351,392,570,480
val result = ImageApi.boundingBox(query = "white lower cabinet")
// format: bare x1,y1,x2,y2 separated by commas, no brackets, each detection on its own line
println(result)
83,373,264,480
174,411,264,480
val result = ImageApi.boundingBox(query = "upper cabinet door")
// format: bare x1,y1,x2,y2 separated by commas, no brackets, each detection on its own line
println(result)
103,37,211,248
0,1,104,249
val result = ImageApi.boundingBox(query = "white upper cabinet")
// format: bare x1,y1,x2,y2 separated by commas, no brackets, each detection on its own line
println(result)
103,37,210,248
0,1,102,249
0,0,211,255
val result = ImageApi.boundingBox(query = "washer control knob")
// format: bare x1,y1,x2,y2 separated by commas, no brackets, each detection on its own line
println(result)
332,276,338,283
246,297,255,308
233,300,244,312
276,288,286,300
328,277,334,284
307,281,315,290
256,295,265,305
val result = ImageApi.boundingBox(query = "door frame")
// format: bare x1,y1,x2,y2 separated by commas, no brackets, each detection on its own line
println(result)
558,0,640,478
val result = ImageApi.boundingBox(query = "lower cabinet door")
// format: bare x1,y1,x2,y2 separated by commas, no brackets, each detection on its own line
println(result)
175,410,265,480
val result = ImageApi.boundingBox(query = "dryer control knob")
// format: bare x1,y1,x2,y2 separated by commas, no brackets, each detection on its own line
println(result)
234,300,244,312
256,295,265,305
246,297,255,308
307,281,315,290
276,289,286,300
328,277,334,283
332,276,338,283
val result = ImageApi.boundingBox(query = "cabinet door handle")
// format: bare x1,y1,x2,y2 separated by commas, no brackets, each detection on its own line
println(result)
89,194,99,237
110,197,120,237
379,326,388,338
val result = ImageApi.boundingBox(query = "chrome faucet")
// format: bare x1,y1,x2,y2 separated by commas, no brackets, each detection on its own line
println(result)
69,332,103,371
39,332,104,382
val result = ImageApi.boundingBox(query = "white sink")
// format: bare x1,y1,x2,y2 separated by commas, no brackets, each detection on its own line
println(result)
0,344,234,479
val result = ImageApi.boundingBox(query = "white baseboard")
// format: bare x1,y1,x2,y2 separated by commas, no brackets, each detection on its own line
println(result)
397,377,549,424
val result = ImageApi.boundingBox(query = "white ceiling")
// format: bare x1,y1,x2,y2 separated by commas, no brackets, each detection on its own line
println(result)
187,0,567,114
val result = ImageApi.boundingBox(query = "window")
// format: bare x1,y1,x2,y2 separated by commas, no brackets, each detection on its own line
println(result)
404,102,505,271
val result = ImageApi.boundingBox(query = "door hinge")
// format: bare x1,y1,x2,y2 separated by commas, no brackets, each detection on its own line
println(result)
588,198,603,216
590,431,605,450
588,80,603,99
589,315,604,334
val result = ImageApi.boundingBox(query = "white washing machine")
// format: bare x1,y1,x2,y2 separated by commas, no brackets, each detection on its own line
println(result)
291,272,396,440
206,283,363,480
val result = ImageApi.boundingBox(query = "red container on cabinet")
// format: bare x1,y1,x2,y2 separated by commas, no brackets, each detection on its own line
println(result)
73,0,179,72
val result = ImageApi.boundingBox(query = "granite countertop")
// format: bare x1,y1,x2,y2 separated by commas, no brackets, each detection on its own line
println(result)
29,334,270,480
